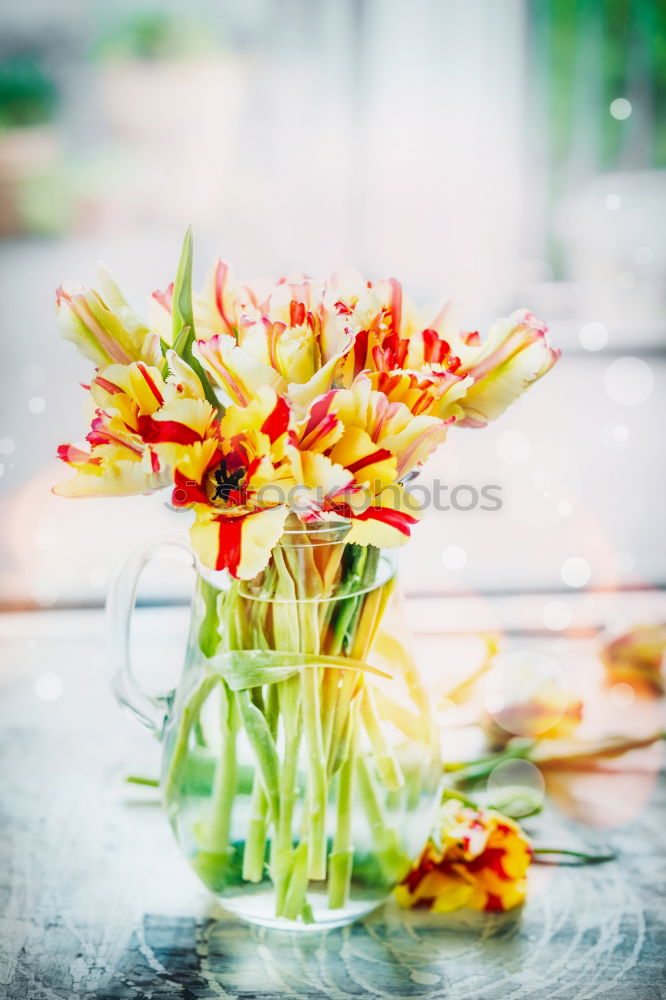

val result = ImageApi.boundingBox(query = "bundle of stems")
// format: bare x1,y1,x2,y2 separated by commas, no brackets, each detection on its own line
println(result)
163,529,433,922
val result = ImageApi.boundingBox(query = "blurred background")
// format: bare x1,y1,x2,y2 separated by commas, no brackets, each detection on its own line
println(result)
0,0,664,619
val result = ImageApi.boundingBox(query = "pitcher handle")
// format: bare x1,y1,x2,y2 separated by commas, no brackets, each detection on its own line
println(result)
107,535,193,732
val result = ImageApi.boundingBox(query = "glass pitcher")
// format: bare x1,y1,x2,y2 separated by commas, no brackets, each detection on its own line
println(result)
108,522,442,930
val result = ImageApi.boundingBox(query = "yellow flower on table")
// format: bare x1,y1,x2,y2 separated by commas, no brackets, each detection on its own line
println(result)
600,624,666,695
395,800,533,913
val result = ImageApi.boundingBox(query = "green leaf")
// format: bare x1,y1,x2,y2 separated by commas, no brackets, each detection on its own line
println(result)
487,784,544,819
236,689,281,822
172,226,194,346
171,323,191,358
166,228,222,412
198,578,222,658
209,649,391,692
440,786,479,810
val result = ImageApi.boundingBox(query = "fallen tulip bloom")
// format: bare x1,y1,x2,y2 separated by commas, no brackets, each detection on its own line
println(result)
395,799,533,913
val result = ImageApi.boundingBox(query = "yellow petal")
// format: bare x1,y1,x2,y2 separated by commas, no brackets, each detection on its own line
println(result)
153,397,216,439
190,505,288,579
165,350,205,399
329,426,397,488
345,485,421,547
197,334,285,406
157,437,219,483
127,363,167,415
54,459,168,497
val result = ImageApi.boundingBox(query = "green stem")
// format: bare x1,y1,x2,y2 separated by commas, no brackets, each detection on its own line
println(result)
320,667,340,766
163,673,218,805
271,675,303,914
270,545,301,651
360,685,404,792
282,840,311,922
242,780,270,882
280,533,328,887
200,682,238,853
328,552,368,656
301,667,327,880
323,546,374,778
533,848,616,865
356,753,409,884
327,671,358,776
328,704,357,909
444,741,535,788
125,774,159,788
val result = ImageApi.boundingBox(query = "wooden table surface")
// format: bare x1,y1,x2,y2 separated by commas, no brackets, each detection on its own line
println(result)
1,605,664,1000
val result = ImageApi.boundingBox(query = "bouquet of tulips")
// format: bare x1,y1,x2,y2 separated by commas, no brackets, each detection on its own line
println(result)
54,230,558,922
55,229,558,572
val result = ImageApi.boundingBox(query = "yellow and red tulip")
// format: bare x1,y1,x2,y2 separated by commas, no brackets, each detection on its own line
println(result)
56,266,161,368
395,800,533,913
55,356,213,499
196,333,286,406
164,388,296,577
452,310,560,428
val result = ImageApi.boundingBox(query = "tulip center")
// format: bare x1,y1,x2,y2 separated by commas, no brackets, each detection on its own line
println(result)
211,460,245,503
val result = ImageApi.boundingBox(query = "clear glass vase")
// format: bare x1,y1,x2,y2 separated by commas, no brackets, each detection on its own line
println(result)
108,522,442,930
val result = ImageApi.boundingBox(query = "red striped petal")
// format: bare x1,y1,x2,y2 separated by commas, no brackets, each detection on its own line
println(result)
290,300,306,327
346,447,393,475
212,514,244,573
136,415,201,445
335,502,418,536
94,375,124,395
261,395,291,442
135,363,164,406
214,259,234,333
171,469,210,507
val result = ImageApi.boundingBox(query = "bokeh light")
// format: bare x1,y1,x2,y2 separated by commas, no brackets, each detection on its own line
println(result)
561,556,591,588
609,682,635,708
35,672,64,701
497,429,531,464
579,321,608,351
441,545,467,571
617,271,637,290
609,97,632,120
483,649,573,738
542,599,573,632
604,357,654,407
30,581,59,607
28,396,46,414
486,759,546,817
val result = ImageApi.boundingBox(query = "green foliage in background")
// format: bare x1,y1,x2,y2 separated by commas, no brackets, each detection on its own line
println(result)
529,0,666,275
93,10,218,62
0,56,58,130
532,0,666,173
